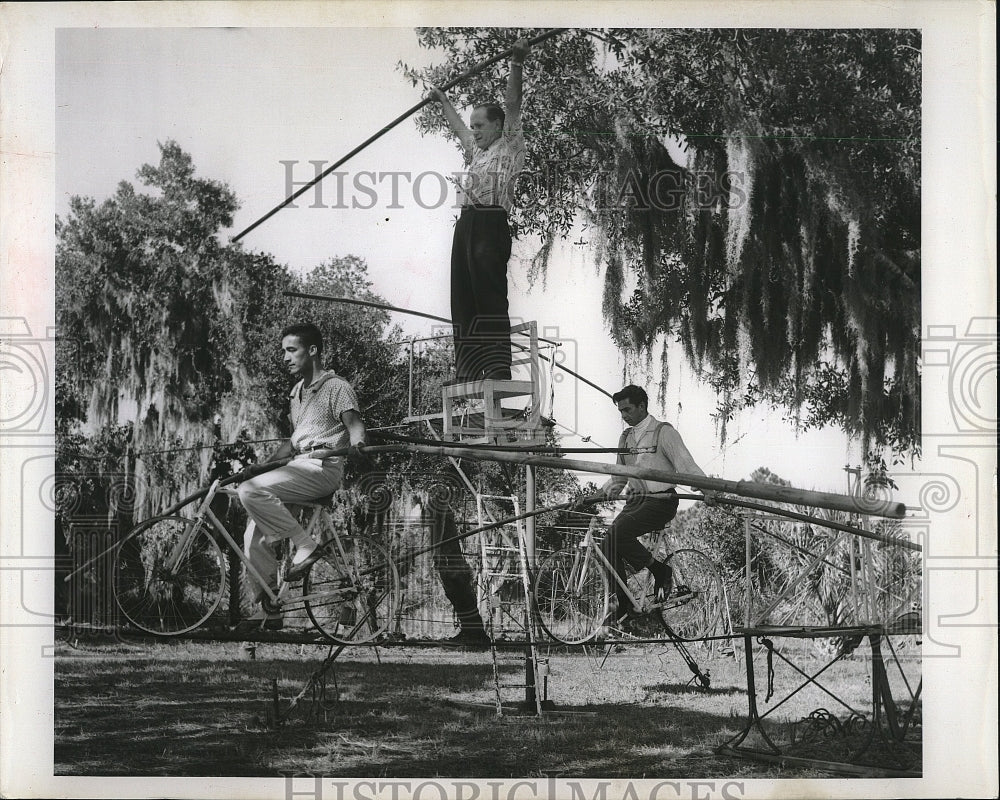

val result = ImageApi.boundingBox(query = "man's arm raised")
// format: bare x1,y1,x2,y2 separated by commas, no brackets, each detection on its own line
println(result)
504,38,530,131
427,87,475,156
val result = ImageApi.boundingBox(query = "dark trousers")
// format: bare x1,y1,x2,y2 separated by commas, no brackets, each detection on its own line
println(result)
601,493,679,614
430,507,485,632
451,206,512,381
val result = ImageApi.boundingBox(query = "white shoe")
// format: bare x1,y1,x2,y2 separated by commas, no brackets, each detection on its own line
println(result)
290,542,318,567
285,543,322,583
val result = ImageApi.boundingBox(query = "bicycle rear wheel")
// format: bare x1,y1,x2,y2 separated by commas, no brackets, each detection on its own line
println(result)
114,515,227,635
533,548,609,644
658,548,724,640
303,535,398,644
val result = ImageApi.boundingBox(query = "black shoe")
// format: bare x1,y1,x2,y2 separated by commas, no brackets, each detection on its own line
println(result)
652,562,673,602
285,545,325,583
447,628,491,647
668,584,695,602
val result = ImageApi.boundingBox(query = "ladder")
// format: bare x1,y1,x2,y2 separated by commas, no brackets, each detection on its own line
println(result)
487,517,547,717
475,493,526,637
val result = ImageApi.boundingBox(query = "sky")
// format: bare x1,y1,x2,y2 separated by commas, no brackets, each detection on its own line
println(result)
54,25,863,496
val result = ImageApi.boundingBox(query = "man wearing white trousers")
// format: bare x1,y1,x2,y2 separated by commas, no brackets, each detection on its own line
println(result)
236,322,368,631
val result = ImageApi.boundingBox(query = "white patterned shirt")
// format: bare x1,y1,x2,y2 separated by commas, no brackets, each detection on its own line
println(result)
457,114,525,212
288,370,359,455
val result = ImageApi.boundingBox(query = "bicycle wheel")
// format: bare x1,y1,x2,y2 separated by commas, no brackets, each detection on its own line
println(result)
114,515,227,635
658,548,724,640
303,535,398,644
533,548,609,644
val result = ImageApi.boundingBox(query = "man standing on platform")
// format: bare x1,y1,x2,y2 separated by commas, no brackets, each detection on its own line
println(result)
578,385,715,628
428,38,531,382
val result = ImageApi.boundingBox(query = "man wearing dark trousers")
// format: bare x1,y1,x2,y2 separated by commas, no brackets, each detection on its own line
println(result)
579,385,715,628
427,501,490,646
428,38,531,382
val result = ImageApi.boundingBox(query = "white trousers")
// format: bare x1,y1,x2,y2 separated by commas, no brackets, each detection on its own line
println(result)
237,456,343,602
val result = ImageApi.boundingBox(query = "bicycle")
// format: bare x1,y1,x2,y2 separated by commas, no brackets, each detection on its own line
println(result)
112,474,398,643
533,519,724,645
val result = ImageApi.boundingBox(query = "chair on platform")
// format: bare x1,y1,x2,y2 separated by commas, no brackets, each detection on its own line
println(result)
442,320,544,444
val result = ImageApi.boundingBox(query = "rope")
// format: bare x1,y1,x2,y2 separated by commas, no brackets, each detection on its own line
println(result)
285,290,613,399
372,430,637,454
758,636,776,702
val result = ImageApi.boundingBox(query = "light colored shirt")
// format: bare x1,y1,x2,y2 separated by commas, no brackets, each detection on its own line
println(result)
457,116,525,212
602,414,706,497
631,413,656,440
288,370,359,456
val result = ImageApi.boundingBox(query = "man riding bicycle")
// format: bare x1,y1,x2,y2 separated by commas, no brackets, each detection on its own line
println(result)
235,322,369,631
578,385,715,630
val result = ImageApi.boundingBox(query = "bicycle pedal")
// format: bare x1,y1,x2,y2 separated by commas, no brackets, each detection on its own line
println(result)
260,595,283,614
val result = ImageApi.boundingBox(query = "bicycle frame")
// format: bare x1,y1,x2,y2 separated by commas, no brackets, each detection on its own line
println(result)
169,479,349,610
574,524,692,617
574,524,647,613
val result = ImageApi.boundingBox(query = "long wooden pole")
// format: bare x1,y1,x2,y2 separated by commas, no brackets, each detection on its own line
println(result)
232,28,567,242
670,493,921,553
378,442,908,519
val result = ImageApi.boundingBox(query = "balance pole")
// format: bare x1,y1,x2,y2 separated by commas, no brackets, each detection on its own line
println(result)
232,28,567,242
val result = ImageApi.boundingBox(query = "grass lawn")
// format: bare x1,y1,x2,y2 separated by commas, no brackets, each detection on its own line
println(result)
53,634,921,778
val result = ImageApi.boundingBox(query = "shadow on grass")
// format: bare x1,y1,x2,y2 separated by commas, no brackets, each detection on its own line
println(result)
646,682,746,696
52,649,828,778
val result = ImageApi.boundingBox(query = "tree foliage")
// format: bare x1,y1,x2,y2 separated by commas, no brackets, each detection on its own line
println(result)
55,140,576,536
56,141,409,520
404,28,920,465
672,465,919,643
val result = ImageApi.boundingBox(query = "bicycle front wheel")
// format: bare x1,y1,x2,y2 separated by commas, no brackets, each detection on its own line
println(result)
303,535,398,644
533,548,609,644
114,515,227,635
659,548,724,640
